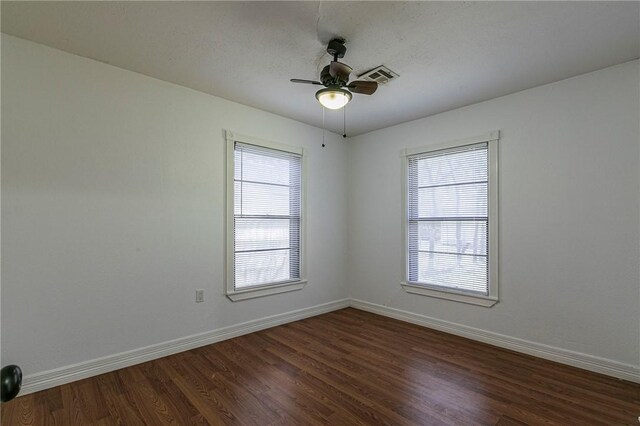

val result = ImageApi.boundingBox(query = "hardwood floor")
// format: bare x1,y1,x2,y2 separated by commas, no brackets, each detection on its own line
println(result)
2,308,639,425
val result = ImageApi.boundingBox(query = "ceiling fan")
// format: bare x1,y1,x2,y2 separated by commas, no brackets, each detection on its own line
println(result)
290,38,378,110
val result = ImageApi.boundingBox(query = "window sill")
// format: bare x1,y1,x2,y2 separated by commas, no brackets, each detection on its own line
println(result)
227,280,307,302
400,282,498,307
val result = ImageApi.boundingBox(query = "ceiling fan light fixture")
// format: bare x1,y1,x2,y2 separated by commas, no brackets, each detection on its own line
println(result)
315,87,352,110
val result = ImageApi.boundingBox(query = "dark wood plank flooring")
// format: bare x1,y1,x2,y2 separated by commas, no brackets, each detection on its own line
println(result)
2,308,639,425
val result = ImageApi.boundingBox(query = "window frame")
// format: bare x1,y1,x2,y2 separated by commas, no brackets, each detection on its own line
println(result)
400,131,499,307
225,131,307,301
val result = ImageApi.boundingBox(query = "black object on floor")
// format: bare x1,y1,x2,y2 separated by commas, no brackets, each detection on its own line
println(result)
1,365,22,402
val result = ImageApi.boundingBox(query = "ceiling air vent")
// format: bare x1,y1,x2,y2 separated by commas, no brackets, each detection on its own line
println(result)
358,65,399,85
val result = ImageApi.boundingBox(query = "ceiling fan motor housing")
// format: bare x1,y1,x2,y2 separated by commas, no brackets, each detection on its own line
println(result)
320,65,348,87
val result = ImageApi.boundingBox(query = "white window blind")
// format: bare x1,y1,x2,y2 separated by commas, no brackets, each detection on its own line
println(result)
233,142,302,289
407,142,489,294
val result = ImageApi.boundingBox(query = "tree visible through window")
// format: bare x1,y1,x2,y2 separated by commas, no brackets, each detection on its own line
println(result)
404,133,498,305
232,142,302,289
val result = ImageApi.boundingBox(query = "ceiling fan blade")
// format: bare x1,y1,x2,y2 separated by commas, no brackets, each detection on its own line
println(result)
347,80,378,95
290,79,323,85
329,61,352,81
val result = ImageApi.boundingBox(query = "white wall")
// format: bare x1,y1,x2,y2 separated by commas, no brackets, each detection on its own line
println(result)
348,60,640,371
1,35,349,377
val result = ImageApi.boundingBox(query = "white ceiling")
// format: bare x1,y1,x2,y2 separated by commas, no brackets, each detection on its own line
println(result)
2,1,639,136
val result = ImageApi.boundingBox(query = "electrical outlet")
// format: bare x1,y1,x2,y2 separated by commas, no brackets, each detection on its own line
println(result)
195,289,204,303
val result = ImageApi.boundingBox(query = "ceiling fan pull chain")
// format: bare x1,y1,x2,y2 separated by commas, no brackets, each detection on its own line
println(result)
322,106,326,148
343,104,347,138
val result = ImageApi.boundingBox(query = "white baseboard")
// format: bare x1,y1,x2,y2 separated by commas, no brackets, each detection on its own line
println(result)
20,298,350,395
19,296,639,395
350,299,640,384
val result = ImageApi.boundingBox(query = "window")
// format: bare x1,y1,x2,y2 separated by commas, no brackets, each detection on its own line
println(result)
226,132,306,301
402,132,499,307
